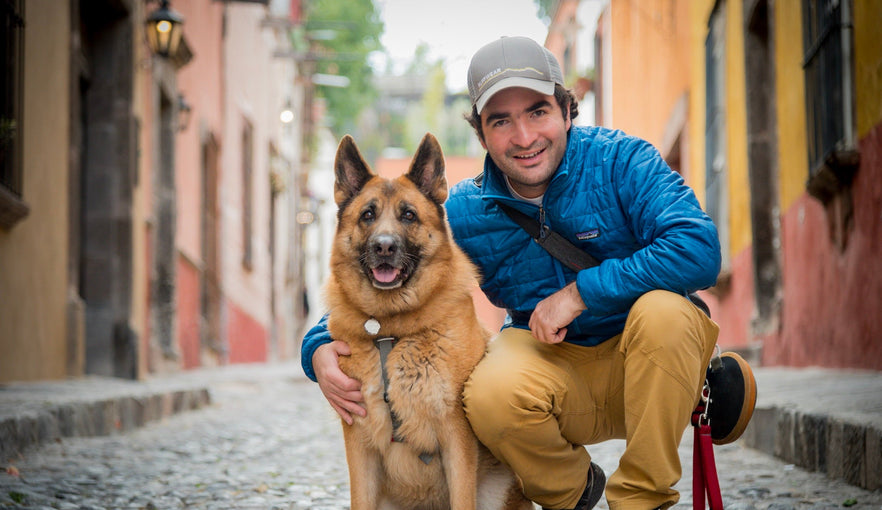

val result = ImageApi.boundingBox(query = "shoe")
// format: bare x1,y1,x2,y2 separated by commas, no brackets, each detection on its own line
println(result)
704,351,757,445
542,461,606,510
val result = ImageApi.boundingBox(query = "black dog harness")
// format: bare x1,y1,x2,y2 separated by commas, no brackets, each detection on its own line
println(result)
370,322,435,465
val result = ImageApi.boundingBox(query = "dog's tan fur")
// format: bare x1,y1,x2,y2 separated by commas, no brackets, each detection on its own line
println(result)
326,134,532,510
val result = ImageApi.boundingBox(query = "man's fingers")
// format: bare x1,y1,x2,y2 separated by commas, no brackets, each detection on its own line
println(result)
330,401,353,425
330,339,352,356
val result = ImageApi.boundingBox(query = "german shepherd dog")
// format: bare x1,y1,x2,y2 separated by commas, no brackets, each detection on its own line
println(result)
326,134,533,510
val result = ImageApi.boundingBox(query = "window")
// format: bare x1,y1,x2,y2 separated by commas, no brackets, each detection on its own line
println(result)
801,0,859,203
0,0,29,228
705,1,730,272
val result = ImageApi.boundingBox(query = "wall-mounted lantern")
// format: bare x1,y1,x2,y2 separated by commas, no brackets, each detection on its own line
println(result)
146,0,184,59
280,100,295,124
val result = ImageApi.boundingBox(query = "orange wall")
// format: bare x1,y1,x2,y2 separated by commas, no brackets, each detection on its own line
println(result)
607,0,691,149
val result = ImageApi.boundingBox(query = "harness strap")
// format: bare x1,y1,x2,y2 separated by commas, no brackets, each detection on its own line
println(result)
373,336,434,464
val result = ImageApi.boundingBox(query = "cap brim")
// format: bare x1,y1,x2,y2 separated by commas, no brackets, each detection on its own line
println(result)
475,77,556,114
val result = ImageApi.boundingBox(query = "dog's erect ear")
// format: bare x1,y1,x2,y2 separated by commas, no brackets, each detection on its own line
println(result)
334,135,376,207
405,133,448,204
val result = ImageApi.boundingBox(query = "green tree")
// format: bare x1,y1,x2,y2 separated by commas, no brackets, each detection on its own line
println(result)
534,0,554,24
305,0,383,137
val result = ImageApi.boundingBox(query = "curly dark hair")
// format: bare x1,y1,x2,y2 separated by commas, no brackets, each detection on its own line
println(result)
464,84,579,142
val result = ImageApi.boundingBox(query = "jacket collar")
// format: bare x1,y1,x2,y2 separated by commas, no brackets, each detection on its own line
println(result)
479,128,578,206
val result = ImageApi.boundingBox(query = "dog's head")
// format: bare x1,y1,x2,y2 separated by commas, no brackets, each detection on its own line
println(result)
331,133,450,295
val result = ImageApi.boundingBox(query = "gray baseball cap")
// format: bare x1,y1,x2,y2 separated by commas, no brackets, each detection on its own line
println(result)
467,36,564,114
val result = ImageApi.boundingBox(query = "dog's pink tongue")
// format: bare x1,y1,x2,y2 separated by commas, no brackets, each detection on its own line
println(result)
372,267,400,283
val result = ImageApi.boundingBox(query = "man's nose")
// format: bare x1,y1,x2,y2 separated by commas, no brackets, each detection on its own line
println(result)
511,118,538,148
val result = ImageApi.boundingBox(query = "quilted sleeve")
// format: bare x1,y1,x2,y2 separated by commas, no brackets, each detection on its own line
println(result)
300,314,332,382
575,138,721,315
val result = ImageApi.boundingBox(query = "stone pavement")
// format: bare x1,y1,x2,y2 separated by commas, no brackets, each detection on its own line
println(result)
0,361,879,509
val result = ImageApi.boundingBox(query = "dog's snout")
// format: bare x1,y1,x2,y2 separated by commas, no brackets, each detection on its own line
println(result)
371,234,398,257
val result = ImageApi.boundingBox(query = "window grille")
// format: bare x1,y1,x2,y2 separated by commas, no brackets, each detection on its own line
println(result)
801,0,859,202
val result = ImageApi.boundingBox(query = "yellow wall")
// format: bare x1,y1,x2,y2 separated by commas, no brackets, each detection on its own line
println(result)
688,1,713,207
723,0,751,257
0,1,72,381
774,0,809,212
854,0,882,138
688,0,750,260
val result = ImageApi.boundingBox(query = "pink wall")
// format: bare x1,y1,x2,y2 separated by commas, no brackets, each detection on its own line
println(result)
701,248,755,353
175,0,226,261
176,256,202,369
226,300,268,364
769,124,882,369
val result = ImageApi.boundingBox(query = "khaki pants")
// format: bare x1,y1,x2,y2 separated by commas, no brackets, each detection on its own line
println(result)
463,290,719,510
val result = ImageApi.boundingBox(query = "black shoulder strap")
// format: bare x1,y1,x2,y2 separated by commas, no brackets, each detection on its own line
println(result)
495,201,600,272
495,200,711,317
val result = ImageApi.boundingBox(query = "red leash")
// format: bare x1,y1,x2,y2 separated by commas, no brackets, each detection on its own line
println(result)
692,385,723,510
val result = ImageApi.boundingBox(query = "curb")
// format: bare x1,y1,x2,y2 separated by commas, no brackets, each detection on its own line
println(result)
0,362,304,462
0,379,211,462
742,405,882,491
741,368,882,491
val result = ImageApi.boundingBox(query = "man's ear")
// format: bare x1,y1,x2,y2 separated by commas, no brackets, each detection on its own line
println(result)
405,133,448,205
333,135,375,207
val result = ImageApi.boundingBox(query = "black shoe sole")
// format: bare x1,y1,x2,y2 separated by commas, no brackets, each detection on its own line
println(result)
705,351,757,445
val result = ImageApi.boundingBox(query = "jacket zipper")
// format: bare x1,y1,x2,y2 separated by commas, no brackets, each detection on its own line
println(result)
538,205,547,240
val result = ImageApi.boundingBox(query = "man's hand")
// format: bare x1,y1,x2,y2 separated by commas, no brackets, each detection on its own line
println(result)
313,340,366,425
529,282,587,344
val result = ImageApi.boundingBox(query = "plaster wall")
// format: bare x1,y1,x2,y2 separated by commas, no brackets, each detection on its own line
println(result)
0,2,72,382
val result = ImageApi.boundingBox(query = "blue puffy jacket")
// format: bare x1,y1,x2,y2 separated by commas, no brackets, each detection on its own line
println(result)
300,126,720,381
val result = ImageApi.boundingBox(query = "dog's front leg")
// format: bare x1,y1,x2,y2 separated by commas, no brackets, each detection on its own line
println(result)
440,417,479,510
343,424,382,510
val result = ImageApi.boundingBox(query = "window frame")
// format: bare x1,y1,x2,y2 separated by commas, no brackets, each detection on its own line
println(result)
0,0,29,229
801,0,859,204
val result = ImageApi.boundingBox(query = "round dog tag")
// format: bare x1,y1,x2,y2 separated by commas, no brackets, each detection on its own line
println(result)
364,318,381,335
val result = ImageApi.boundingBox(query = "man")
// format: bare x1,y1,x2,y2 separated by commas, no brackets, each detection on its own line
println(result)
302,36,721,510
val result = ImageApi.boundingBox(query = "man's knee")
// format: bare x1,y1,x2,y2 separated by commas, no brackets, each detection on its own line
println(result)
626,290,703,345
463,358,516,433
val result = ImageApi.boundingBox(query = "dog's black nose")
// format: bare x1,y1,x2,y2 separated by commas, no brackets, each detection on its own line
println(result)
371,235,398,257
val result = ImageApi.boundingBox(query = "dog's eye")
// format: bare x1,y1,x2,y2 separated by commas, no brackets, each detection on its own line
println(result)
401,210,417,223
361,209,375,222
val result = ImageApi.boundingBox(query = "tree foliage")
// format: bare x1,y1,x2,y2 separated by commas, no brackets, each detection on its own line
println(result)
305,0,383,137
534,0,555,25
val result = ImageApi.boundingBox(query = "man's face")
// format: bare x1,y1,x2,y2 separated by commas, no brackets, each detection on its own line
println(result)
478,87,571,199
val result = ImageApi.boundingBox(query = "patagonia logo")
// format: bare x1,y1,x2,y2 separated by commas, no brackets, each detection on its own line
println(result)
576,229,600,241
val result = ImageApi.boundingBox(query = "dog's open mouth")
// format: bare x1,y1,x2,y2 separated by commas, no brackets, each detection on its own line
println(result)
369,263,409,289
372,264,400,284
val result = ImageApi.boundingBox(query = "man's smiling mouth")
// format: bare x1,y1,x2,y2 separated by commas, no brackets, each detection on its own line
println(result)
513,148,545,160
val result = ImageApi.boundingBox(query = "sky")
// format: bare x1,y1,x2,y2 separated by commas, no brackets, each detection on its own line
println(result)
372,0,555,93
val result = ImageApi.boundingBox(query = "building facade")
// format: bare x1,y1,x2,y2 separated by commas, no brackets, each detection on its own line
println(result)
594,0,882,369
0,0,309,383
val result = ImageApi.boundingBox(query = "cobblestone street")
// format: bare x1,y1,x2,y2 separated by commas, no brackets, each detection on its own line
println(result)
2,375,880,510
